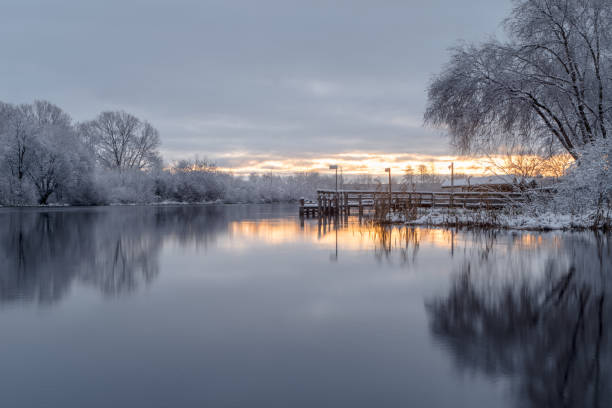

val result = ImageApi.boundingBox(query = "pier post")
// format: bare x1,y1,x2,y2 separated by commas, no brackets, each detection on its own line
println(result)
324,195,328,216
334,193,339,216
358,194,363,217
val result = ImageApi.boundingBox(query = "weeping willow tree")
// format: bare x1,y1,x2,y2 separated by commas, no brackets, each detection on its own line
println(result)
425,0,611,160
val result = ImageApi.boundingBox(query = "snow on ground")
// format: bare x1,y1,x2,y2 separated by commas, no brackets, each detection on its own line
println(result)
383,208,610,230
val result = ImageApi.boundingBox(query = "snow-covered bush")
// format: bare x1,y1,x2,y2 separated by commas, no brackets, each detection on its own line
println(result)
554,140,611,219
96,169,157,204
153,160,226,203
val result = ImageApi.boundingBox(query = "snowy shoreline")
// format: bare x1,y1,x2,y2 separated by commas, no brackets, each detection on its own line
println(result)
2,202,610,231
380,208,611,231
0,200,299,209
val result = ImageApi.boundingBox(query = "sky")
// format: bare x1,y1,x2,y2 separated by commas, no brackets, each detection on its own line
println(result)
0,0,513,175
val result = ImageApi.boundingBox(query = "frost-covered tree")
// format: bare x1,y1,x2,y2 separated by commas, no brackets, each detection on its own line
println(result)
541,152,574,180
0,103,38,202
79,111,161,171
27,126,95,205
555,138,611,216
31,100,72,128
26,101,93,204
26,129,71,204
0,101,96,205
425,0,612,160
489,142,547,178
155,159,224,203
0,100,345,206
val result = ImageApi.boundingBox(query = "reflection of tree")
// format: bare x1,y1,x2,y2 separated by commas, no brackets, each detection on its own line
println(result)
427,233,611,408
78,210,163,296
371,225,421,264
0,205,236,305
0,211,106,303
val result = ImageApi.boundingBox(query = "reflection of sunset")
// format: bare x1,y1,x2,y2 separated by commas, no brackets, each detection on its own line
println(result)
227,219,456,251
229,221,312,245
519,234,543,248
226,219,560,256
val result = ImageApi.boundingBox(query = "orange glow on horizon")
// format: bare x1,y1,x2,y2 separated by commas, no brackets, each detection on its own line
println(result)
209,152,573,177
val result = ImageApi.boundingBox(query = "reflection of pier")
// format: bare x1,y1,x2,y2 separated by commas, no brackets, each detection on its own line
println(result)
300,189,524,217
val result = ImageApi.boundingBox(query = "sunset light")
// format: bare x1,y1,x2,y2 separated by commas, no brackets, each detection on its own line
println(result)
213,152,573,177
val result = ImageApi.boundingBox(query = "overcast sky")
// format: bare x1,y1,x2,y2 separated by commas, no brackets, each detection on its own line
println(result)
0,0,512,168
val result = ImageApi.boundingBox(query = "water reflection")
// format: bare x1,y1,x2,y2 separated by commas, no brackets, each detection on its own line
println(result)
427,232,611,408
2,204,582,305
0,205,610,407
0,206,235,304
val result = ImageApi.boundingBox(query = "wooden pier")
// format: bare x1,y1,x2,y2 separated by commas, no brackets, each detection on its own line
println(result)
299,189,524,218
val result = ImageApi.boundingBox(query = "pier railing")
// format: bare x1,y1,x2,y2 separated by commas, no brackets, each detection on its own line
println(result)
299,189,524,217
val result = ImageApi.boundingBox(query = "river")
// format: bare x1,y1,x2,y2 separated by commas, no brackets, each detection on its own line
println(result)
0,204,609,407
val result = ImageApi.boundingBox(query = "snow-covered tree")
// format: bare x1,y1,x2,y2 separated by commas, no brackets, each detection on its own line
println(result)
0,103,39,203
555,138,611,215
0,101,98,205
0,99,392,206
425,0,612,160
27,102,95,204
79,111,161,172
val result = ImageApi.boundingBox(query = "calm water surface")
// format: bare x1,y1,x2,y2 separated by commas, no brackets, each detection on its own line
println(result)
0,204,610,408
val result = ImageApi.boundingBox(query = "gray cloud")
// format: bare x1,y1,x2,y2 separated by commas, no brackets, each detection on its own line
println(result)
0,0,511,164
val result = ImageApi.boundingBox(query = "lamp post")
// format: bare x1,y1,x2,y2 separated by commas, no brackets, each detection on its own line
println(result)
385,168,392,211
329,165,338,192
330,165,338,215
448,162,454,207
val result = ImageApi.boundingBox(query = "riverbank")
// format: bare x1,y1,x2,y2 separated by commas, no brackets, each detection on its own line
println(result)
382,208,611,231
0,199,301,209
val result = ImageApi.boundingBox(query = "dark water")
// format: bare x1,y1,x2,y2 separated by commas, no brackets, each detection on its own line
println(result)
0,204,609,408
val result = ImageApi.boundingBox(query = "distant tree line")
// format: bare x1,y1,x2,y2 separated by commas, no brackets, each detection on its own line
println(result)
0,100,334,206
402,162,442,189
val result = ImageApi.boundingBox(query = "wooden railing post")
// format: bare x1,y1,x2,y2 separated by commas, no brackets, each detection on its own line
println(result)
344,192,348,216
